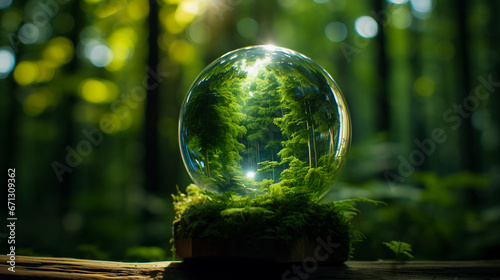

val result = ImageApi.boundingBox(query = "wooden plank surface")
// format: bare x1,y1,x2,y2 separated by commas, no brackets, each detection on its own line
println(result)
0,256,499,279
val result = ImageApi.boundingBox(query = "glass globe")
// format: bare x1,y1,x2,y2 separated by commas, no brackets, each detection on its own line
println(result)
179,45,350,197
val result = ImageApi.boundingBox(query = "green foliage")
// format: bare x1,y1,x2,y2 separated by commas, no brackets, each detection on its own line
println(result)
382,241,414,261
183,66,248,188
244,71,284,174
304,167,328,198
77,244,110,260
172,184,209,218
256,160,281,180
220,206,274,222
172,184,383,258
414,172,489,207
324,170,493,261
277,156,309,189
334,197,387,221
4,0,498,263
182,55,345,198
125,247,167,262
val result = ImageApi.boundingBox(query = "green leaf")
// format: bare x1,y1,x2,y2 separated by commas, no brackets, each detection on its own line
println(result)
382,240,414,260
334,198,386,220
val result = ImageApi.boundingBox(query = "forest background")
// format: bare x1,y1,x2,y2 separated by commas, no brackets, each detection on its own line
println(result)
0,0,499,261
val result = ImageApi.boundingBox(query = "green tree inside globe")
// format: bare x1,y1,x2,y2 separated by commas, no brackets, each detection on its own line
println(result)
179,45,350,198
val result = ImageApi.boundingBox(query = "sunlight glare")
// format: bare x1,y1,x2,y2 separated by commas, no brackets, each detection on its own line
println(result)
246,171,255,179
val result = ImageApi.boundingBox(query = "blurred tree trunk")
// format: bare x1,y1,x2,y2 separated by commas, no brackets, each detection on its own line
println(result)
483,1,500,173
374,0,389,133
58,0,84,213
456,0,479,205
2,68,19,212
145,0,159,193
456,0,478,172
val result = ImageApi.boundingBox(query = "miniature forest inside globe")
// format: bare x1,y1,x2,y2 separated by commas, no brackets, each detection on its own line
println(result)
179,45,350,196
173,46,380,262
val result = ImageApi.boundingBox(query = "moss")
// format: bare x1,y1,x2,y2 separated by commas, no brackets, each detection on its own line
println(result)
172,184,383,259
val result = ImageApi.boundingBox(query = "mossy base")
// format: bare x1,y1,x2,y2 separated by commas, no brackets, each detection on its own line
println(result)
174,220,349,263
170,185,381,263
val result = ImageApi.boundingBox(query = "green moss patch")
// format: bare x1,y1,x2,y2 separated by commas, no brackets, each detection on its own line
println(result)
172,184,383,258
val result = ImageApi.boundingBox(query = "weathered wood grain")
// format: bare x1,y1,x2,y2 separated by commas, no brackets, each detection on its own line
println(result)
0,256,499,280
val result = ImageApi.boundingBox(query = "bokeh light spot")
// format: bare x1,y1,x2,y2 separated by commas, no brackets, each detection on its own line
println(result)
95,1,124,18
14,61,38,85
355,16,378,39
80,79,119,103
1,10,22,31
410,0,432,19
414,76,435,97
0,0,12,9
392,7,412,29
187,22,211,44
175,0,201,26
237,18,259,38
325,22,347,42
84,39,113,67
106,28,136,71
110,27,138,43
162,10,184,34
169,40,195,64
106,40,134,71
386,0,408,4
43,37,74,67
23,92,48,116
19,23,40,44
278,0,298,9
410,0,432,13
0,47,16,78
100,113,121,134
79,26,101,41
127,0,149,21
90,45,113,67
35,61,55,83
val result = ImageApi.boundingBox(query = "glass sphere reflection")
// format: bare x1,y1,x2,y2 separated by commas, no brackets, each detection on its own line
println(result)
179,45,350,197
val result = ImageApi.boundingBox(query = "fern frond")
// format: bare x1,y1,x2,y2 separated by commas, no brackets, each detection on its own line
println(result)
382,240,414,260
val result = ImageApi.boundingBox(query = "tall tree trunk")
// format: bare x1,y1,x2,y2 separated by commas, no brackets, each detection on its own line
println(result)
307,131,312,168
304,100,317,168
456,0,478,172
145,0,159,192
307,100,317,168
374,0,389,133
305,112,312,168
330,126,335,154
456,0,479,204
204,149,210,177
271,149,275,181
57,0,82,215
256,140,260,165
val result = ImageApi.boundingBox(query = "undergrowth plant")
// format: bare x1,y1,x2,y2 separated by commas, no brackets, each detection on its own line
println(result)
382,240,414,261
